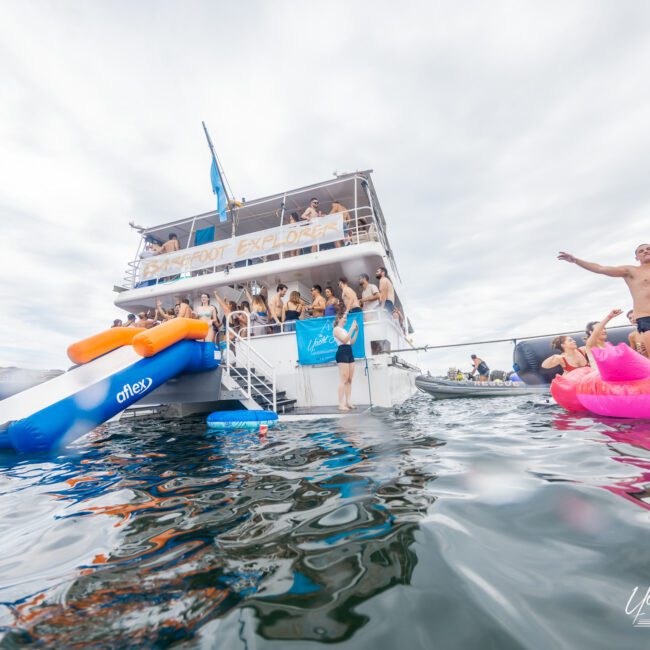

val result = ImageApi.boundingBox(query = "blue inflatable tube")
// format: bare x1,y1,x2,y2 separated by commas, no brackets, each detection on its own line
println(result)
7,340,219,453
206,410,279,431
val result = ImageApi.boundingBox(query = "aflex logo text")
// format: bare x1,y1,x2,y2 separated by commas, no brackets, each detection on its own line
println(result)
116,378,153,404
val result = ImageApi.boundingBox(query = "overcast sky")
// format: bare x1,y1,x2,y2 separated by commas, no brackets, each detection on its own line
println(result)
1,0,649,373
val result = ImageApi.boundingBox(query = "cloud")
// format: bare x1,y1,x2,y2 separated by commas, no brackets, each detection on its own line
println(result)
1,0,649,373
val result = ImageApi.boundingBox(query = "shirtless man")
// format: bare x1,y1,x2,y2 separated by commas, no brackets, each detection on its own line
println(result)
376,267,395,313
559,244,650,353
176,298,194,319
301,198,322,222
158,233,180,255
338,277,362,313
302,198,322,253
135,311,155,328
306,284,326,318
269,284,288,328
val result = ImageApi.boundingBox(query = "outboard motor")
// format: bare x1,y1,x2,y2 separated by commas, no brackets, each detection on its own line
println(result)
512,327,634,385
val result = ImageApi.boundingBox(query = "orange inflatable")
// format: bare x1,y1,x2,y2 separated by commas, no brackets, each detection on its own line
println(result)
132,318,209,357
67,327,146,365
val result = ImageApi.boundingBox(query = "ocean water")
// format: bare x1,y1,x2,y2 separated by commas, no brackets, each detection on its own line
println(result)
1,393,649,649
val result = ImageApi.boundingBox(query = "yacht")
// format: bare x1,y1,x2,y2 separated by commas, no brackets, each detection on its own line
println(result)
113,170,420,417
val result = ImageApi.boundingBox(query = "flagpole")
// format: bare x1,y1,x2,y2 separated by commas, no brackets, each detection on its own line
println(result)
201,121,232,211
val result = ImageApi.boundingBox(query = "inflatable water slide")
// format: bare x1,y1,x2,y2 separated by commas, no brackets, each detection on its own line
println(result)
0,319,219,453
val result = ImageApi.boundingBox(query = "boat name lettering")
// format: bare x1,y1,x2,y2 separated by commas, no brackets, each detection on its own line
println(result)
139,215,344,280
117,377,153,403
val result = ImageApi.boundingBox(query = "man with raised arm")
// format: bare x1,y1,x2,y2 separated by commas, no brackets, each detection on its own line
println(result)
558,244,650,352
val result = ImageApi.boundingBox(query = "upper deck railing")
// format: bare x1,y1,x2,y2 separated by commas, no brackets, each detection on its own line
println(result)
121,207,387,290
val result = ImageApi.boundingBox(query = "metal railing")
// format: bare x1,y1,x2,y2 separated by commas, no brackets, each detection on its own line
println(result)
235,307,413,350
223,310,277,412
121,206,381,289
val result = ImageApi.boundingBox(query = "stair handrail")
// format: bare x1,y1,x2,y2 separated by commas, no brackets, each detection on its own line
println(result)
224,310,277,412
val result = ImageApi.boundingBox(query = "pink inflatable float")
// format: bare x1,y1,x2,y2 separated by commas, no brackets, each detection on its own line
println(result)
552,343,650,418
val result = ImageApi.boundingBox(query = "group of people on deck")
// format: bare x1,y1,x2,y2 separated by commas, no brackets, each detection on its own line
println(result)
541,244,650,375
111,266,403,344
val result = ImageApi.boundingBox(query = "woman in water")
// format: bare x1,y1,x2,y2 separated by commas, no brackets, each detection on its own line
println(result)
282,291,303,332
195,293,218,342
584,308,623,365
541,335,589,374
333,310,359,411
627,310,649,357
324,286,339,317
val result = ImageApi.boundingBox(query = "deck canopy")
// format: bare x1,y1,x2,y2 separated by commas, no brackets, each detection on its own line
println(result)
139,171,387,250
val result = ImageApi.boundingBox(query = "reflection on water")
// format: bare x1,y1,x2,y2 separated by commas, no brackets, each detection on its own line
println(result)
0,395,649,648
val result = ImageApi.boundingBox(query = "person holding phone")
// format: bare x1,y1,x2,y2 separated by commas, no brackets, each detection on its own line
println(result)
333,311,359,411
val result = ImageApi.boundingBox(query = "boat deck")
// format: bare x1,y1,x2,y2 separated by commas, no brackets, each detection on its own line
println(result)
279,405,371,422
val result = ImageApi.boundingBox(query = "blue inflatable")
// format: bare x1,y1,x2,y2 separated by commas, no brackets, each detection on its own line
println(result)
206,410,279,430
6,341,219,453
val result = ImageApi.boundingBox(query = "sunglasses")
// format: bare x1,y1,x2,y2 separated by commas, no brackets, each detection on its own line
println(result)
312,201,319,205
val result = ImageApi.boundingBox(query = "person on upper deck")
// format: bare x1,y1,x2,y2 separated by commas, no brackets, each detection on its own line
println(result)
157,233,180,255
376,267,395,314
284,213,301,258
283,291,303,332
324,286,339,317
269,284,287,330
628,310,649,357
301,198,322,222
329,201,351,247
359,273,380,319
541,336,590,374
339,277,362,313
302,198,323,253
558,245,650,356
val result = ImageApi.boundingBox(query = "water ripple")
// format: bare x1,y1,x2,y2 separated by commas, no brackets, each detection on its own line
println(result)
0,395,648,648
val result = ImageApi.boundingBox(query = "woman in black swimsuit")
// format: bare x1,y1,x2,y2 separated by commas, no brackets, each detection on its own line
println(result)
333,311,359,411
283,291,303,332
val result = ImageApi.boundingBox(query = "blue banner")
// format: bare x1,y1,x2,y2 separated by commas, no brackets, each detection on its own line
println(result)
296,313,365,365
210,157,227,223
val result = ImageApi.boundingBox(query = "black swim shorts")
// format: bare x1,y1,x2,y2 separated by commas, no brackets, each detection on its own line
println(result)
384,299,394,313
637,316,650,333
335,344,354,364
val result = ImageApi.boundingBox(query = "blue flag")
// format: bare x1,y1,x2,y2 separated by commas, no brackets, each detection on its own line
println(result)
210,157,227,222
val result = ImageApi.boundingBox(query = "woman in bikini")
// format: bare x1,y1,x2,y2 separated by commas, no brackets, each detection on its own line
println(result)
541,335,590,374
282,291,303,332
333,310,359,411
195,293,218,342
